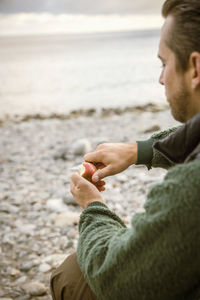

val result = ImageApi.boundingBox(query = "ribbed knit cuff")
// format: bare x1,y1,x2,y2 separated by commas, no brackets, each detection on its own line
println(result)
86,201,107,209
136,138,154,166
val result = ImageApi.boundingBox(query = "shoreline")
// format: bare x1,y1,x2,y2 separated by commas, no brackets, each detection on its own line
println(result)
0,102,168,125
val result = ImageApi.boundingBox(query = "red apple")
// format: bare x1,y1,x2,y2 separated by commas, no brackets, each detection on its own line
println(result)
79,162,97,181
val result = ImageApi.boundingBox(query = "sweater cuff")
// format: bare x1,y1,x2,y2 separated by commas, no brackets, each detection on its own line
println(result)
136,138,154,166
86,201,108,209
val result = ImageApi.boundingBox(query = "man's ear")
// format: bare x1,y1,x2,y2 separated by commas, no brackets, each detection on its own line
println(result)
189,52,200,89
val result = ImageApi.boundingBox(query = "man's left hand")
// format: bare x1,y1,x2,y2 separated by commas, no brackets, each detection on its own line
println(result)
70,173,106,209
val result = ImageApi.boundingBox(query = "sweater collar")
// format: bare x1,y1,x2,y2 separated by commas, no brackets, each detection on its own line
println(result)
153,112,200,164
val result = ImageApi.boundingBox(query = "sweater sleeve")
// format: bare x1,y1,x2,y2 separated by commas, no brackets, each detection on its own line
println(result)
77,161,200,300
136,126,179,170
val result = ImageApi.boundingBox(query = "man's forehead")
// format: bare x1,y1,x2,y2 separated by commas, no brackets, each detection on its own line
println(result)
158,15,174,59
161,15,174,40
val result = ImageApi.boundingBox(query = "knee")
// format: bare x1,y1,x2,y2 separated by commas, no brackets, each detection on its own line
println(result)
50,253,77,300
50,271,73,300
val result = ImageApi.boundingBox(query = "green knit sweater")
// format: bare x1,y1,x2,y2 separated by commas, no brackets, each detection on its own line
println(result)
77,113,200,300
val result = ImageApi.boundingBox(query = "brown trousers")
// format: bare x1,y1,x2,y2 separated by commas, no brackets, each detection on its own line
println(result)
50,253,98,300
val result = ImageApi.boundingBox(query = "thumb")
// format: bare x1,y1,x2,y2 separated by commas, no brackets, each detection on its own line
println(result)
92,165,111,182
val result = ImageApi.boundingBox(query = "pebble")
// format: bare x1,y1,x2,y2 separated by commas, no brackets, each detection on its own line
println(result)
14,275,27,285
9,268,20,277
0,204,19,214
63,194,78,206
54,211,80,227
44,254,67,267
70,138,92,156
39,263,52,273
53,146,69,160
67,228,78,239
22,282,47,296
0,109,178,298
46,198,68,213
20,261,38,272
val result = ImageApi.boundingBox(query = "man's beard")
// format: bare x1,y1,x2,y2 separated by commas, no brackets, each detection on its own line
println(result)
168,85,190,123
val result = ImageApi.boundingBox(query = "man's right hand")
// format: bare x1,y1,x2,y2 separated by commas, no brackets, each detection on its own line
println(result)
84,142,138,183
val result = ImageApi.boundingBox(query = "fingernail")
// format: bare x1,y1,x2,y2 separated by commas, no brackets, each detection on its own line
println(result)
93,175,99,182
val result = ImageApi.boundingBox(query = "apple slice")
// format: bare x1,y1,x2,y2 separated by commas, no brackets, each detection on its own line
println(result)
79,162,97,181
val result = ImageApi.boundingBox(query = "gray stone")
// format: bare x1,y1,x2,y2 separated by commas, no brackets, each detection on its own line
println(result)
46,198,68,213
53,147,69,160
39,263,51,273
14,275,27,285
8,267,20,277
70,138,91,156
21,282,47,296
43,254,67,267
20,261,38,272
117,174,128,183
54,211,80,227
63,194,78,206
67,228,78,240
0,203,19,214
18,224,36,235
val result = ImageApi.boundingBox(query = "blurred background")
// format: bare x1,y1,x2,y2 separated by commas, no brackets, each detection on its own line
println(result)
0,0,165,119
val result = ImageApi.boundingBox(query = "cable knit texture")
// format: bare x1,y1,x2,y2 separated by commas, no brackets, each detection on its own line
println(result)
77,112,200,300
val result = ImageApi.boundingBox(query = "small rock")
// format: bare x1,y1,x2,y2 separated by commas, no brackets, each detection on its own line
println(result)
10,268,20,277
70,138,91,156
117,174,128,183
63,194,78,206
53,147,69,160
54,211,80,227
0,298,13,300
22,281,47,296
20,260,38,272
39,263,51,273
46,198,68,213
44,254,67,267
18,224,36,235
67,228,78,239
14,275,27,285
0,203,19,214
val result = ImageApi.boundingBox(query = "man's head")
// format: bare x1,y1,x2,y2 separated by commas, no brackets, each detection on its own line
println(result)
158,0,200,123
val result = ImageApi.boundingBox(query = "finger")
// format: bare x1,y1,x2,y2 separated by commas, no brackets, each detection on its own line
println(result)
95,180,106,186
70,172,80,181
95,162,105,169
92,165,112,183
71,172,91,191
84,151,102,163
70,178,75,195
97,186,106,192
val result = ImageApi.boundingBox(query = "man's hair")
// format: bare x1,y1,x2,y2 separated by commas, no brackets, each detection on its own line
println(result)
162,0,200,70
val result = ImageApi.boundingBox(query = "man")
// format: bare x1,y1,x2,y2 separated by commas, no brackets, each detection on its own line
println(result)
50,0,200,299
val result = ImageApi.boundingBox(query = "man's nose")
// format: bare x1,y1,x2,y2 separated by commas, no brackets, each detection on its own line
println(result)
159,71,164,85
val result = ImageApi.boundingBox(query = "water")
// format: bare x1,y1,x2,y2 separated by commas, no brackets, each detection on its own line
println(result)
0,29,165,118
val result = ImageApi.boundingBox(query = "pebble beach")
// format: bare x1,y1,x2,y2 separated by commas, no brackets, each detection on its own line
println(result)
0,104,180,299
